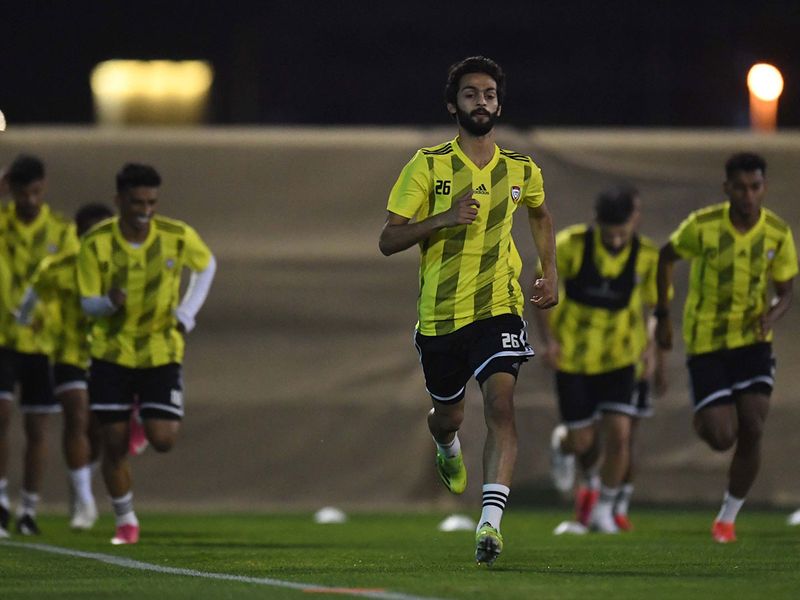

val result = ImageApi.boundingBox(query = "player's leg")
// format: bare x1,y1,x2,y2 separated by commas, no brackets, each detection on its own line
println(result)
16,352,58,535
614,416,640,531
89,359,139,544
56,364,98,530
587,366,637,534
138,362,185,452
415,329,470,495
471,315,534,565
0,347,17,538
0,393,12,538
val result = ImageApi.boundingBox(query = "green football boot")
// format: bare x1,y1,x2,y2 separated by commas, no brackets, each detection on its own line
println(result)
475,522,504,566
435,450,467,494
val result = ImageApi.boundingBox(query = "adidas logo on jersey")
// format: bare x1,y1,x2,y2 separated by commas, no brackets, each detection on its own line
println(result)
474,184,489,195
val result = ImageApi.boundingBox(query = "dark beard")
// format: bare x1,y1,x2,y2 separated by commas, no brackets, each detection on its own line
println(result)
455,106,498,137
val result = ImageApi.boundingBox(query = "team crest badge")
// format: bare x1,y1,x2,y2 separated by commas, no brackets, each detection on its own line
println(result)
511,185,521,203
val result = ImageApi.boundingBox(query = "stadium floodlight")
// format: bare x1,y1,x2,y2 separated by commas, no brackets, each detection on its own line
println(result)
747,63,784,132
90,60,214,126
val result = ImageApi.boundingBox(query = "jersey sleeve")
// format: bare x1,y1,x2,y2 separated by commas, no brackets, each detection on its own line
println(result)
523,163,545,208
669,213,701,258
386,151,430,219
640,248,659,307
771,227,799,282
77,239,103,298
184,226,213,272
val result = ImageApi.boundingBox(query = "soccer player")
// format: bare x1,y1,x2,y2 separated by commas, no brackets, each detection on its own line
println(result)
379,56,558,565
655,152,797,543
0,154,78,537
78,163,216,545
17,203,115,531
537,186,660,533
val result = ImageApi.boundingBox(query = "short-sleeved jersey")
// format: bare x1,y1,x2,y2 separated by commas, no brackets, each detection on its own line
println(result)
0,203,78,354
670,202,798,355
547,224,659,375
77,215,213,368
387,137,545,336
30,250,89,369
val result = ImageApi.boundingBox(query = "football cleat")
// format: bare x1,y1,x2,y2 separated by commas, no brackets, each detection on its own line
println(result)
575,486,600,527
70,499,99,531
588,507,619,534
111,523,140,545
550,424,575,493
475,522,504,566
613,513,633,531
16,513,41,536
711,520,736,543
435,450,467,495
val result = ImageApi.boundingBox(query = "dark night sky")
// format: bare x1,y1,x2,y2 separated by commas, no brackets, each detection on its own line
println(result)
2,1,799,128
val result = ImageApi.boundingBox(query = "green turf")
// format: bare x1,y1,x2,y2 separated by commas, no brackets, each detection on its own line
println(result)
2,509,799,599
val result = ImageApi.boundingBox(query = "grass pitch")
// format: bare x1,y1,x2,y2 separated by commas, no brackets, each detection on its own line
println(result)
2,508,799,599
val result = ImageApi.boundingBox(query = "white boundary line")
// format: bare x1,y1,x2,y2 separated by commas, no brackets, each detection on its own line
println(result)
2,540,448,600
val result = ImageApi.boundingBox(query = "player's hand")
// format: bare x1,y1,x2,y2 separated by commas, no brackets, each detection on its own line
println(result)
176,321,187,335
108,288,127,308
529,277,558,309
655,315,672,350
757,312,773,340
441,191,479,227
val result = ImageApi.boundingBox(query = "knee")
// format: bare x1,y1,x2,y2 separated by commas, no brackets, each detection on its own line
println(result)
429,407,464,432
698,425,737,451
147,433,176,453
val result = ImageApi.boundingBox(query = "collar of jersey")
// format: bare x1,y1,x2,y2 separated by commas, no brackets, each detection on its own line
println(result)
723,202,765,239
452,137,500,172
11,203,50,232
112,216,156,250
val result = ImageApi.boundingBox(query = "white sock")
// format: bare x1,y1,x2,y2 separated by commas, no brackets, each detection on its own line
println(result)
615,483,634,516
594,485,619,520
478,484,510,533
69,466,94,505
0,478,9,509
18,489,39,517
434,434,461,458
111,492,138,527
716,491,745,524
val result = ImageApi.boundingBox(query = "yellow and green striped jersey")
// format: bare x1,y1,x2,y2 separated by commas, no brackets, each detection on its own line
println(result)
670,202,798,354
30,250,90,369
387,137,545,336
547,224,659,374
0,203,78,354
0,254,13,348
77,215,213,368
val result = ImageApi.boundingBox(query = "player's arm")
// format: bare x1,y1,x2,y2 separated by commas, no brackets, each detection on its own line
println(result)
379,191,479,256
77,238,125,316
527,202,558,309
14,286,38,325
175,255,217,333
654,242,681,350
758,278,793,339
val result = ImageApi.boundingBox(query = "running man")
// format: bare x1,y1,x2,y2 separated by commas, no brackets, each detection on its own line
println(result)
379,56,558,565
78,163,216,545
0,154,78,537
656,152,796,543
538,186,661,533
17,203,115,531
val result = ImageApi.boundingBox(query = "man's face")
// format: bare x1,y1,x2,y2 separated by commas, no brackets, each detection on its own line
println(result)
448,72,501,137
598,219,636,255
11,179,45,221
116,186,158,233
724,169,766,221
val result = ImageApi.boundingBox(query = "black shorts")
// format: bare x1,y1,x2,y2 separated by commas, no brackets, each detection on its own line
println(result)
0,347,57,413
414,314,534,403
633,379,653,418
555,365,636,428
53,363,88,396
687,342,774,412
89,359,184,423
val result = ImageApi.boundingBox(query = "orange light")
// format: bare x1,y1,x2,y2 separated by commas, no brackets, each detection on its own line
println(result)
746,63,783,133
